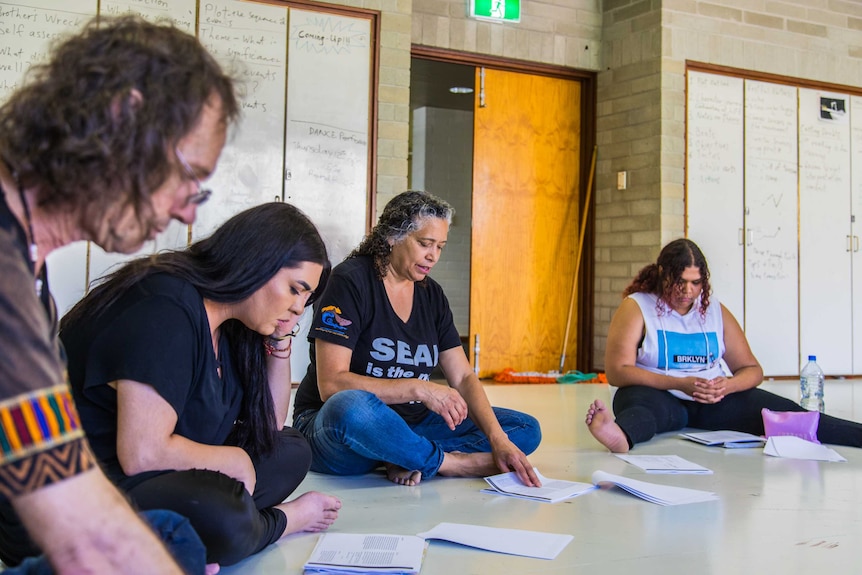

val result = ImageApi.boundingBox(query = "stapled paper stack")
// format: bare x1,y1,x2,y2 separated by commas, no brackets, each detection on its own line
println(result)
679,430,766,448
303,533,426,574
482,469,596,503
591,470,719,505
615,454,713,474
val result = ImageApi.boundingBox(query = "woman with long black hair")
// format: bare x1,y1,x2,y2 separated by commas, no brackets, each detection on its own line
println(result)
59,202,341,567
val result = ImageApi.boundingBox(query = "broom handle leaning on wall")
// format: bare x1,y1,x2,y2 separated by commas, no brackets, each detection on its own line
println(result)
558,145,597,373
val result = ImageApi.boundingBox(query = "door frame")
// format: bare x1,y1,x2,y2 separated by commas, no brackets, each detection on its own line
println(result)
411,45,598,371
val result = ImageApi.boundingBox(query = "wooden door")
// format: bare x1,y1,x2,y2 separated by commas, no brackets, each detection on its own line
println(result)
470,68,581,377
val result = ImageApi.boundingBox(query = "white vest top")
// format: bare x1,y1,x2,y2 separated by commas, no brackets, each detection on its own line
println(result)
629,291,728,400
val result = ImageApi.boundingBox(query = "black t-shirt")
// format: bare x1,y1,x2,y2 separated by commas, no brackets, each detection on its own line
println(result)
295,256,462,424
61,273,242,489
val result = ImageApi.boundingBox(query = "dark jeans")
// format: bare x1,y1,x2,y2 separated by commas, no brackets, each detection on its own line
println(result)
2,509,207,575
613,385,862,448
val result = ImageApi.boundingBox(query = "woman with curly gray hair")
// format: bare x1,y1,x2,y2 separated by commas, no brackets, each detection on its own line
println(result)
294,190,542,487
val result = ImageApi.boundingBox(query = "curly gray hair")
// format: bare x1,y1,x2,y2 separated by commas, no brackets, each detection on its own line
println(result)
349,190,453,278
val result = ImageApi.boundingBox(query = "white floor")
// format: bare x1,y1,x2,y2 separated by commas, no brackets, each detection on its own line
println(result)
219,379,862,575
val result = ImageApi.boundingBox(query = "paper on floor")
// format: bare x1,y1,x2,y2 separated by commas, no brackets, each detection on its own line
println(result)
763,436,847,462
483,469,596,503
591,470,719,505
615,454,713,474
416,522,573,560
679,430,766,448
303,533,427,574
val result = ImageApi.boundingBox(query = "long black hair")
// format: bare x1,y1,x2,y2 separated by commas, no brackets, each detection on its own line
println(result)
62,202,330,456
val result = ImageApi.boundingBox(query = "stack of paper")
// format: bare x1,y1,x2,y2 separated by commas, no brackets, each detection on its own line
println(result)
764,436,847,462
417,523,573,560
304,523,575,571
615,454,712,474
591,470,718,505
679,430,765,448
482,469,596,503
303,533,426,574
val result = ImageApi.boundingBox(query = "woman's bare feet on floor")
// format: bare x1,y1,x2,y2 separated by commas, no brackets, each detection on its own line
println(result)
278,491,341,535
585,399,630,453
437,451,498,478
385,463,422,486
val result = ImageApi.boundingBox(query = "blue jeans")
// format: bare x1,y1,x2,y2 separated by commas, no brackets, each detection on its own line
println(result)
294,389,542,478
4,509,207,575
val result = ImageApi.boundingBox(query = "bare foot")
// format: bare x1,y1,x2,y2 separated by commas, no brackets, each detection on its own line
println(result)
277,491,341,536
385,463,422,486
205,564,220,575
585,399,629,453
437,451,498,478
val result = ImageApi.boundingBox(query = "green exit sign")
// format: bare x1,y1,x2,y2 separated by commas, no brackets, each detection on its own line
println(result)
470,0,521,22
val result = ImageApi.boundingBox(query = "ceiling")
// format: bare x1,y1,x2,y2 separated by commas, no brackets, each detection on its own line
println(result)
410,58,475,112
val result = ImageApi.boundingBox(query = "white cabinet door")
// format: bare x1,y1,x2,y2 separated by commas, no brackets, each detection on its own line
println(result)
799,88,852,375
743,81,799,376
851,96,862,373
686,72,745,322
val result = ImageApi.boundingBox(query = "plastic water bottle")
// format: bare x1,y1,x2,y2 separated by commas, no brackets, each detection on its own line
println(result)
799,355,825,413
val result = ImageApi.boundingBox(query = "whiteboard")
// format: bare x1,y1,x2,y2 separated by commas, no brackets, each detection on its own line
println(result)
88,0,199,288
194,0,289,240
284,8,372,381
685,71,744,321
284,8,371,265
101,0,196,32
0,0,96,101
743,80,798,375
799,87,852,375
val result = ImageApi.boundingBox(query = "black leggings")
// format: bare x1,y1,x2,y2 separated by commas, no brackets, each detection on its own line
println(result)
122,427,312,566
613,386,862,448
0,429,310,568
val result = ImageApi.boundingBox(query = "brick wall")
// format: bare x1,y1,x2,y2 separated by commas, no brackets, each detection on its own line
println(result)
593,0,664,370
412,0,602,69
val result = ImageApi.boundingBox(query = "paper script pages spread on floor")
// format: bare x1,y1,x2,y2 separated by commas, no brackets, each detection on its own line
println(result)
482,469,596,503
303,523,575,573
614,454,713,474
303,533,427,574
482,468,718,506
